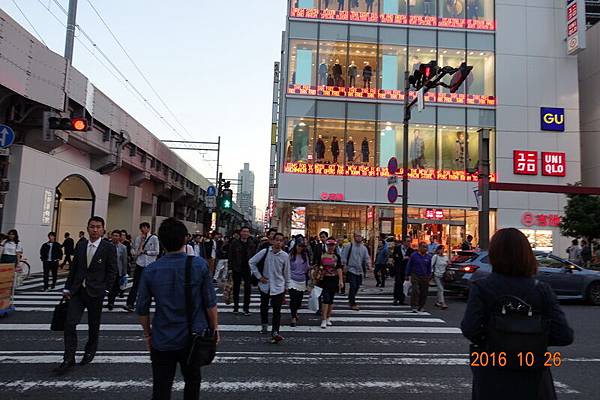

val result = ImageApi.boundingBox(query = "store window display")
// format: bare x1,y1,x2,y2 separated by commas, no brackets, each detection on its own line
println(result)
347,120,376,167
438,0,465,28
465,127,496,174
379,45,407,100
350,0,379,22
409,126,435,171
466,0,494,30
288,40,318,95
379,123,403,168
315,119,347,166
438,49,466,103
347,42,378,97
379,0,408,24
320,0,350,20
439,127,467,172
408,0,437,26
291,0,320,18
318,41,348,94
408,47,438,101
466,50,495,104
286,118,313,164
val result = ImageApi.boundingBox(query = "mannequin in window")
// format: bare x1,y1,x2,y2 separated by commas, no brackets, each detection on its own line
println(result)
327,73,335,87
362,62,373,90
423,0,433,16
293,122,309,162
286,140,293,162
454,131,466,170
466,0,479,19
361,137,370,163
346,136,355,164
331,136,340,163
337,0,345,11
316,135,326,162
410,129,425,169
348,61,358,87
319,60,329,86
446,0,464,18
332,59,343,86
366,0,375,13
323,0,331,9
350,0,359,8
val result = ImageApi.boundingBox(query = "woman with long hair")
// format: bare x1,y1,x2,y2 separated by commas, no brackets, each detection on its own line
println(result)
288,239,311,327
461,228,574,399
317,238,344,329
0,229,23,264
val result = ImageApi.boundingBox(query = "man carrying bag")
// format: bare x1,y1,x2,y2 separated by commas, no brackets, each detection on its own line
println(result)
137,218,219,400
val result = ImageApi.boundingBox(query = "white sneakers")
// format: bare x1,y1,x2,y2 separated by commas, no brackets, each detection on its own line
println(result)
320,320,327,329
326,319,333,326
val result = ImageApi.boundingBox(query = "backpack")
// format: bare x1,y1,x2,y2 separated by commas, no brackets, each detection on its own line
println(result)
250,249,269,287
480,280,549,370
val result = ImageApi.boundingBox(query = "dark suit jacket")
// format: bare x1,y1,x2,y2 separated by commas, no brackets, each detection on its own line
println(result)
62,237,75,255
65,238,118,298
40,242,63,262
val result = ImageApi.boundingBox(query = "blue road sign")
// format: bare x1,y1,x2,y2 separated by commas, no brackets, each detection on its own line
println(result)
0,124,15,149
207,186,217,197
387,185,399,204
387,157,398,175
541,107,565,132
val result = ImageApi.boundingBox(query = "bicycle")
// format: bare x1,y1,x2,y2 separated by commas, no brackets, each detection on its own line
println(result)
15,258,31,287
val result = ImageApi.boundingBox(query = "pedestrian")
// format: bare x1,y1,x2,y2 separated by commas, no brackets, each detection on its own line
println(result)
249,232,290,344
427,236,439,255
136,217,219,400
203,232,217,276
288,238,311,327
581,240,592,267
461,234,474,250
312,231,329,266
461,228,574,400
214,236,230,282
228,226,257,315
126,222,160,312
342,232,371,311
76,231,86,247
317,238,344,329
566,239,582,266
431,245,449,310
121,230,133,275
405,241,432,313
0,229,23,264
259,228,278,252
106,230,128,310
60,232,75,269
392,238,413,305
40,232,63,291
192,234,205,258
55,216,117,375
374,237,389,288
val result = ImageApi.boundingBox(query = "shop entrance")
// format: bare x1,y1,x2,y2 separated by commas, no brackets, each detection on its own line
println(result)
53,175,95,239
305,204,371,240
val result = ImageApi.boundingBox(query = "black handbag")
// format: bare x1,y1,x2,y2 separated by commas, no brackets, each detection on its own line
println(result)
184,256,217,367
249,249,269,287
50,298,68,331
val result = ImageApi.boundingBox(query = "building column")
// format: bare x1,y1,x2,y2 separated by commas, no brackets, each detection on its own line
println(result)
126,185,143,235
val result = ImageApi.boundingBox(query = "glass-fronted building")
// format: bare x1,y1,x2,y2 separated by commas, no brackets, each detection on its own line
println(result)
273,0,581,254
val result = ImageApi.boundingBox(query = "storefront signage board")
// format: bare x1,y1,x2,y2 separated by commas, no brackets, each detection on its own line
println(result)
540,107,565,131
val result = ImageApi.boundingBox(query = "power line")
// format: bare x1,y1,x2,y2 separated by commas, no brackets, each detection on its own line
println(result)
11,0,48,47
85,0,194,140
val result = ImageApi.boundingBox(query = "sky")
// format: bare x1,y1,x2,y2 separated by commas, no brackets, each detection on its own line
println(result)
0,0,288,218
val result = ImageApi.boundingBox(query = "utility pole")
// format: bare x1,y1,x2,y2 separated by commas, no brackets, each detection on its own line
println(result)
478,128,491,250
64,0,78,62
401,70,411,241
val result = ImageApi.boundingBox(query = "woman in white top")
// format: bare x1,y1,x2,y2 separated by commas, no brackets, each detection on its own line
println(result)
432,245,449,310
0,229,23,264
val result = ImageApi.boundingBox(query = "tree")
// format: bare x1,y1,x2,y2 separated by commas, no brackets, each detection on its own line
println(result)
560,194,600,242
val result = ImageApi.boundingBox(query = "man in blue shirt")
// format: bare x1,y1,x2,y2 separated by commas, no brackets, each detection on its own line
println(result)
405,241,432,313
137,218,219,400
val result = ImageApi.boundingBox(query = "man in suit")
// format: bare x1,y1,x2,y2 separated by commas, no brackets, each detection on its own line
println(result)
106,230,129,310
55,216,117,375
40,232,63,291
60,232,74,269
312,231,329,266
393,238,414,306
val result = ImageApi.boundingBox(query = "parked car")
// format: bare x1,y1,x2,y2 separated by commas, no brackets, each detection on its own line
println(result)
445,250,600,305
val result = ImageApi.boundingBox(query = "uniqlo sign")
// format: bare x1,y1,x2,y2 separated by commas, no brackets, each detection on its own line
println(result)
542,152,567,177
514,151,538,175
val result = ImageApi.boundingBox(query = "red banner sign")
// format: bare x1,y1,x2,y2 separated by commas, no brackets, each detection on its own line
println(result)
320,192,345,202
513,150,538,175
541,152,566,177
521,212,561,228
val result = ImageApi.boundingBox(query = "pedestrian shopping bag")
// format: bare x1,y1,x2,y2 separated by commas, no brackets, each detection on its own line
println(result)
119,275,129,291
308,286,322,312
50,298,68,331
222,274,233,305
403,280,412,298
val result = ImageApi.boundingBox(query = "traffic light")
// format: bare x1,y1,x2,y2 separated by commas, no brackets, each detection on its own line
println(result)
409,60,438,90
220,188,233,210
48,116,89,132
448,62,473,93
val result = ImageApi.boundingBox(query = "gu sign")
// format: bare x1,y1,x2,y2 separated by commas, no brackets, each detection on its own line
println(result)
542,152,567,177
541,108,565,132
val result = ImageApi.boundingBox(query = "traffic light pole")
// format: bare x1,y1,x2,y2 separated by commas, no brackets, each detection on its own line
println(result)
478,128,491,250
401,70,411,241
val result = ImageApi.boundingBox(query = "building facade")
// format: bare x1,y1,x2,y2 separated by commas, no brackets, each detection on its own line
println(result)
237,163,256,221
273,0,580,254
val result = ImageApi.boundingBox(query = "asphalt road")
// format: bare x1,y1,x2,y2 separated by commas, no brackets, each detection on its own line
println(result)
1,273,599,399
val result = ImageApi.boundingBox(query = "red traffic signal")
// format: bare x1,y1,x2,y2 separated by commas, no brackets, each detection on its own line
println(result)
420,61,438,80
48,117,89,132
449,62,473,93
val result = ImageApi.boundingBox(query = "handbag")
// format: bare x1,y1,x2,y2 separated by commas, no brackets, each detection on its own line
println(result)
308,286,322,312
249,249,269,287
50,298,69,331
184,256,217,367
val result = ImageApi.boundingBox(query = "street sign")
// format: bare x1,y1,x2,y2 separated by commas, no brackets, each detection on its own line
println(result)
207,186,217,197
387,157,398,175
387,176,398,185
387,185,399,204
206,196,216,209
0,124,15,149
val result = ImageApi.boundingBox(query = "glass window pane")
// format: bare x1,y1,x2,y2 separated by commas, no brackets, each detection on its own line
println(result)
350,0,379,22
379,44,407,99
286,118,315,164
349,25,378,43
317,100,346,118
408,46,437,102
288,39,318,93
467,108,495,127
319,23,348,41
348,103,377,120
409,125,435,170
320,1,350,21
409,30,437,47
380,0,408,24
467,50,495,100
287,99,317,117
438,107,466,125
291,0,320,19
379,122,404,167
466,0,495,30
347,120,377,167
438,31,466,49
297,0,318,8
378,104,405,122
315,118,346,165
380,27,408,45
438,126,467,171
289,22,319,39
409,1,437,27
438,0,466,28
318,41,348,91
411,107,435,123
438,48,466,103
467,32,494,50
466,127,496,173
348,42,378,96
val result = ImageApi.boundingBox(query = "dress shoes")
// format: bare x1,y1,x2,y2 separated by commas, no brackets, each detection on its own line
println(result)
79,353,95,365
53,360,75,375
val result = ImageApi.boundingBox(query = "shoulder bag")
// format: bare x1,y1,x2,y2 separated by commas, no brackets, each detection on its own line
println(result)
250,249,269,287
184,255,217,367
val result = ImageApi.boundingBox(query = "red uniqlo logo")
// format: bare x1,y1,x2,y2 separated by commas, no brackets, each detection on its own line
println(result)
514,151,538,175
541,152,566,177
567,3,577,20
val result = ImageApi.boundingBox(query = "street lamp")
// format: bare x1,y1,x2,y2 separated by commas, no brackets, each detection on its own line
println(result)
401,62,473,241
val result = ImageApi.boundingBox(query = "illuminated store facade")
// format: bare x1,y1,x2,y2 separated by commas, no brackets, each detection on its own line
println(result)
274,0,581,253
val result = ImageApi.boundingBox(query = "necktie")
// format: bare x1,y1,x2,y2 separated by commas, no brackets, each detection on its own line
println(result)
87,244,95,268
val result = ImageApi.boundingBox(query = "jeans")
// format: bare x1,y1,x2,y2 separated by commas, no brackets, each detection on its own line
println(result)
289,288,304,319
64,290,104,361
126,265,144,308
151,348,202,400
393,264,406,303
374,264,387,287
232,270,252,312
410,274,430,310
260,291,284,334
347,271,363,306
43,260,59,289
434,276,446,305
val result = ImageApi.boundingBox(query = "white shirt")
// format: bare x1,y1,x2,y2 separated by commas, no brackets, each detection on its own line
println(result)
132,234,160,267
249,247,291,296
1,240,23,256
193,243,203,258
211,240,217,259
432,254,449,277
185,244,195,256
87,237,102,265
47,242,54,261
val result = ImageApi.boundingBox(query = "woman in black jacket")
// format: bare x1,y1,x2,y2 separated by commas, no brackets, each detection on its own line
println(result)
461,228,574,400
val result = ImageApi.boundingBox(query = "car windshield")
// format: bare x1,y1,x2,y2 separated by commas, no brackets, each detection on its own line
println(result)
451,251,479,264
